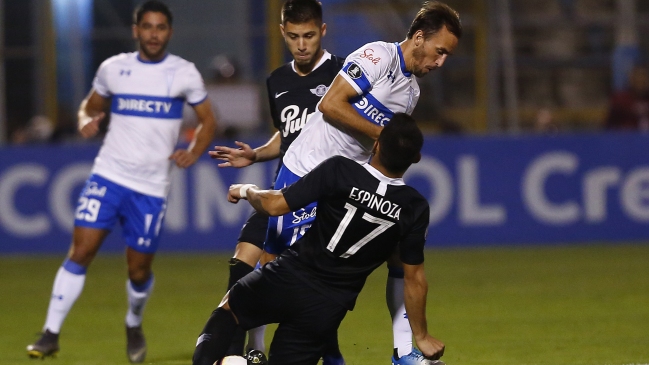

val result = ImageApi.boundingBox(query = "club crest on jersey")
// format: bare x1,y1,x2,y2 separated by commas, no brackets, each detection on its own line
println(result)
280,105,313,137
310,84,328,97
346,63,363,79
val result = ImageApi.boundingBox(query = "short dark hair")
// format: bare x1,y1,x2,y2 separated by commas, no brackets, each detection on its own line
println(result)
281,0,323,26
407,1,462,40
134,1,173,26
377,113,424,174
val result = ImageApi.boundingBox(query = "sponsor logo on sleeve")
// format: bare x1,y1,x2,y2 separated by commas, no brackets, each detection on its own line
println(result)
360,48,381,65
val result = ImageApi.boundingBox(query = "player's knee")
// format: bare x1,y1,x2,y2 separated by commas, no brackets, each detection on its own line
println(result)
67,245,96,266
128,265,152,284
233,242,263,267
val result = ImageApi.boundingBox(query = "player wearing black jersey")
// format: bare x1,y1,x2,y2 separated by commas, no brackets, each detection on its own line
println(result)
193,113,444,365
208,0,344,360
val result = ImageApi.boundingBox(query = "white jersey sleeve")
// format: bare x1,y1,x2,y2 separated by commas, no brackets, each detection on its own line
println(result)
339,43,393,96
92,54,125,98
179,63,208,105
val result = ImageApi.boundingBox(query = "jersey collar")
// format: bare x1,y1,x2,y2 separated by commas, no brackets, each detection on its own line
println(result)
362,163,405,186
137,53,169,64
394,43,412,77
290,50,332,74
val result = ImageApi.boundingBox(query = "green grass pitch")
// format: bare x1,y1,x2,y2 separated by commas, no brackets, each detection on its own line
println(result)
1,244,648,365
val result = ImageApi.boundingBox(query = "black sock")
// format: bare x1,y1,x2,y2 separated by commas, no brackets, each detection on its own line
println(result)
227,258,254,290
224,258,255,356
193,307,239,365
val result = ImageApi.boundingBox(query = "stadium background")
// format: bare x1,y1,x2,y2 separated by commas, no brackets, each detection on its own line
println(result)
0,1,648,365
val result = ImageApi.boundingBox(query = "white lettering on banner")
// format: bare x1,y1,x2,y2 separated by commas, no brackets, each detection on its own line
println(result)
165,168,188,232
50,163,93,231
193,162,265,230
621,168,649,221
583,167,621,223
0,164,50,236
458,156,506,225
523,152,580,225
404,156,454,224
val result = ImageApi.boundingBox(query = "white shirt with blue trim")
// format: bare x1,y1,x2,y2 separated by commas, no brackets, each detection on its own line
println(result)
91,52,207,197
282,41,420,177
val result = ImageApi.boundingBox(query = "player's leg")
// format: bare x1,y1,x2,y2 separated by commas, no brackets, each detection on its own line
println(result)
27,174,119,359
265,283,347,365
193,298,240,365
27,227,109,359
386,252,416,363
120,190,167,363
225,211,266,356
194,263,287,365
263,165,345,364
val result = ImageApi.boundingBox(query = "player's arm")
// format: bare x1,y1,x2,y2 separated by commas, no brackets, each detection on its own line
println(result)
228,157,339,215
78,89,110,139
228,184,290,216
210,131,281,168
403,262,445,360
170,99,217,168
318,75,382,141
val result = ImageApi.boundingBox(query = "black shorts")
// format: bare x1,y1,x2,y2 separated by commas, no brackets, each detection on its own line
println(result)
229,259,347,365
237,210,269,249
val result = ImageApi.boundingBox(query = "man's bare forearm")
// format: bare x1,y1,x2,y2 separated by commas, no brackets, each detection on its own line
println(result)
403,264,430,341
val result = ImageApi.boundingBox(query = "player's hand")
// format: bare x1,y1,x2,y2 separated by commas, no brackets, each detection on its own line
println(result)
169,149,199,168
415,334,445,360
79,112,105,139
208,141,256,168
228,184,244,203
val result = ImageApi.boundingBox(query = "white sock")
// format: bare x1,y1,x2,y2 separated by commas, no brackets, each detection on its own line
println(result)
245,325,266,353
125,276,155,328
387,272,412,358
44,262,87,334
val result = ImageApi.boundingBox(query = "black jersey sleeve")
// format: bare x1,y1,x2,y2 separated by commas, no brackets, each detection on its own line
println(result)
398,204,429,266
266,76,281,130
281,157,340,211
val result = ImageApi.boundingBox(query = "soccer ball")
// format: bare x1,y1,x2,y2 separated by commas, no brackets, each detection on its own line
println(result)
219,355,247,365
245,349,268,365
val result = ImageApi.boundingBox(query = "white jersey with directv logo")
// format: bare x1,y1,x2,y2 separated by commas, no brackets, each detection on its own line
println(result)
282,41,420,177
91,52,207,197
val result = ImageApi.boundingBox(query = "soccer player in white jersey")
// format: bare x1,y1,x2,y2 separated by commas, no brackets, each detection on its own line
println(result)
26,1,216,363
266,2,461,364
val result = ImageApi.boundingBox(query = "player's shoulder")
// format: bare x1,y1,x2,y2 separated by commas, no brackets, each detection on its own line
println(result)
99,52,136,69
163,53,199,71
268,63,294,80
325,53,346,71
351,41,395,58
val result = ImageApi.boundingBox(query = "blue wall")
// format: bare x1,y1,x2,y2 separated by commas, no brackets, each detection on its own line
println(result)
1,133,647,254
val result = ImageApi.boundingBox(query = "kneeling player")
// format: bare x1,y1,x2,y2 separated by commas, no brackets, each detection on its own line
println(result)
193,114,445,365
